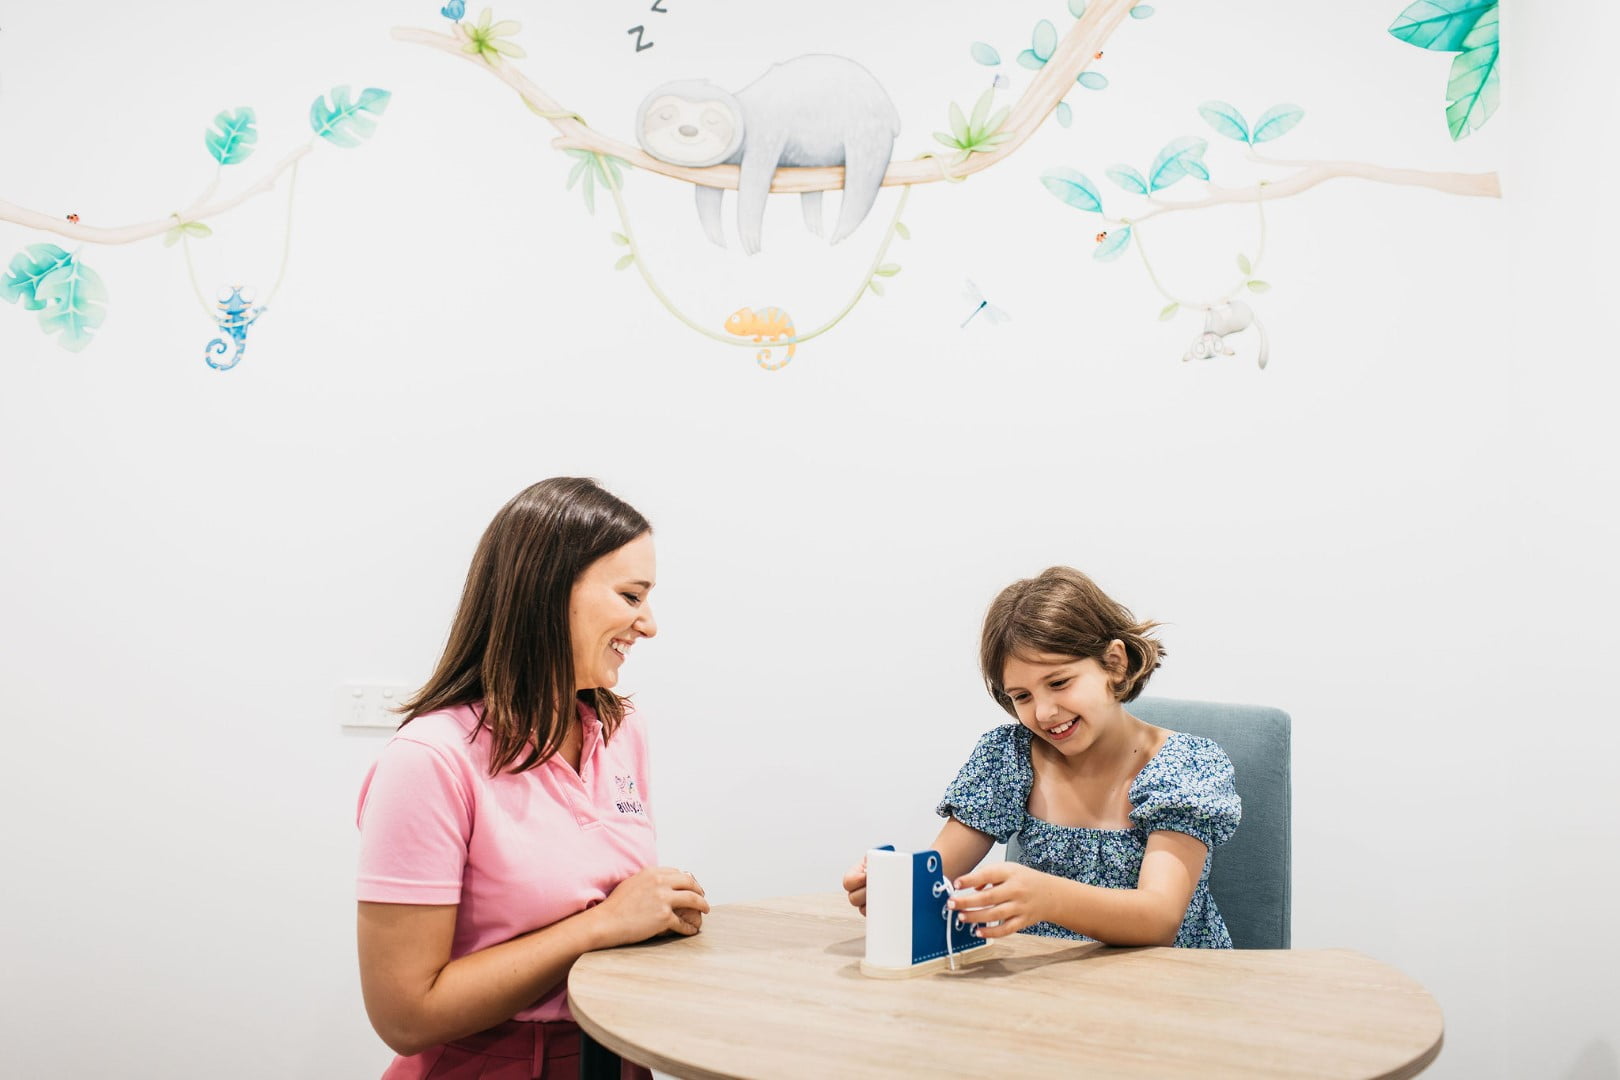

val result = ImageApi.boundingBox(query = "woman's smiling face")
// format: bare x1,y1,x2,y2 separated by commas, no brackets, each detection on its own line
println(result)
568,531,658,691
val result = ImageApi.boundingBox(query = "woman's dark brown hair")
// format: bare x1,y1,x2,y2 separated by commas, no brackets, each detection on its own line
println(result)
980,566,1164,713
401,477,650,775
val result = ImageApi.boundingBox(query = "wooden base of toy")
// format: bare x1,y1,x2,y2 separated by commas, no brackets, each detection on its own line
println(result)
859,943,998,979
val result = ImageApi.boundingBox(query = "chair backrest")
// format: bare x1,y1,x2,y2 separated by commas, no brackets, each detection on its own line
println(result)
1129,697,1292,948
1005,697,1292,948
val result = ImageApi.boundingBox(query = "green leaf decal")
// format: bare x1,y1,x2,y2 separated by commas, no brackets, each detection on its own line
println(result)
1246,280,1271,293
1446,7,1498,139
35,258,109,352
1040,168,1104,213
614,254,634,271
1388,0,1495,51
2,243,74,311
1148,137,1208,191
1198,101,1251,143
894,222,911,240
1237,253,1252,275
970,42,1001,66
1105,165,1149,195
1250,104,1304,144
1094,226,1132,262
310,86,392,149
205,107,258,166
869,279,886,296
1158,301,1180,321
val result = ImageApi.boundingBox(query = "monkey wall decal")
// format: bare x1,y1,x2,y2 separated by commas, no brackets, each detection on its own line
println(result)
635,54,901,255
1182,300,1270,369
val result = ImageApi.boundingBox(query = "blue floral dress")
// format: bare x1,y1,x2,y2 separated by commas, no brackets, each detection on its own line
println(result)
937,725,1241,948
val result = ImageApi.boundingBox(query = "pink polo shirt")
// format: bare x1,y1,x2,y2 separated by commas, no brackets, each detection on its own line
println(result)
356,701,657,1022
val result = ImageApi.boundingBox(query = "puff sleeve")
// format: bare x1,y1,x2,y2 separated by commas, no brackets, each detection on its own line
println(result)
935,724,1030,844
1128,735,1241,851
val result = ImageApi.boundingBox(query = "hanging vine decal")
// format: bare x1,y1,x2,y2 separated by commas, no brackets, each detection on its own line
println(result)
2,80,392,362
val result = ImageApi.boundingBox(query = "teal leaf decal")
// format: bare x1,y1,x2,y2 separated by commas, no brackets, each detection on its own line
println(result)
1250,104,1304,144
1129,4,1155,16
1388,0,1495,51
35,258,108,352
1446,6,1498,139
1040,167,1104,213
1198,100,1250,143
1056,101,1073,127
970,42,1001,66
310,86,392,149
1094,226,1132,261
1147,136,1208,191
2,243,74,311
1106,164,1149,195
1068,0,1087,16
1018,19,1057,69
204,107,258,166
1077,72,1108,90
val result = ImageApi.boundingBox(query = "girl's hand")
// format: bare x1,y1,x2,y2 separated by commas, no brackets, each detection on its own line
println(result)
841,856,869,915
593,866,710,947
948,862,1057,939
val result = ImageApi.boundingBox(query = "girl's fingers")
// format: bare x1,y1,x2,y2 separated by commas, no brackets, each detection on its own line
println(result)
953,900,1017,925
972,914,1025,940
954,865,1007,891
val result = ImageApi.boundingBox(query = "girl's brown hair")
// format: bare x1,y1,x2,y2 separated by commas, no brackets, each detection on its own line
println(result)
401,477,650,775
980,566,1164,713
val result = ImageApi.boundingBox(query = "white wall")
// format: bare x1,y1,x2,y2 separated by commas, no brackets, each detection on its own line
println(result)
1,1,1614,1077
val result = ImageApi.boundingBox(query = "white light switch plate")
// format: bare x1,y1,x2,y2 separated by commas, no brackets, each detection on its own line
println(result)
338,683,414,730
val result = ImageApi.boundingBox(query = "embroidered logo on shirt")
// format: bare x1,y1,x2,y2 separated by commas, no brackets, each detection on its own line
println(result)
613,774,645,816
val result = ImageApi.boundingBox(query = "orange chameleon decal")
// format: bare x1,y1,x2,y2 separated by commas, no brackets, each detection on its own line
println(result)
723,306,795,371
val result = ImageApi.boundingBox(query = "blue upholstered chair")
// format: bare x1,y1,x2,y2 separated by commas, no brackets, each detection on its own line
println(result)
1128,697,1292,948
1007,697,1292,949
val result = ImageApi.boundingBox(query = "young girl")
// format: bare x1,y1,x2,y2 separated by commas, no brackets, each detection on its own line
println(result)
842,566,1240,948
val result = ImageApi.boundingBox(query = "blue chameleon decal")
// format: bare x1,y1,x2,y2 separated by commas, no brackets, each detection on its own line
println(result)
204,287,266,371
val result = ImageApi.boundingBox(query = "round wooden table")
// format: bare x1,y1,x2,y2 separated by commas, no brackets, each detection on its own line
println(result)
568,893,1444,1079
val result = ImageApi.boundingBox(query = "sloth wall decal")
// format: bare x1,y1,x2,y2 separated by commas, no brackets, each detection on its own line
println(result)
391,0,1500,373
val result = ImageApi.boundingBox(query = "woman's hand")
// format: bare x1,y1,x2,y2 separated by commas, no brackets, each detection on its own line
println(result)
592,866,710,947
948,862,1059,939
841,856,869,915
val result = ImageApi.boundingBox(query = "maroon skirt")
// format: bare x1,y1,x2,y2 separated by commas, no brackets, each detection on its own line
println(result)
380,1019,653,1080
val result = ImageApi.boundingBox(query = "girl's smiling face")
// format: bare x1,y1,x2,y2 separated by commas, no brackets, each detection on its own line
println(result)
1002,641,1128,755
568,532,658,691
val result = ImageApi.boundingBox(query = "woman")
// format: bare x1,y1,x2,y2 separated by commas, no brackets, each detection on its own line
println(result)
356,477,707,1079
